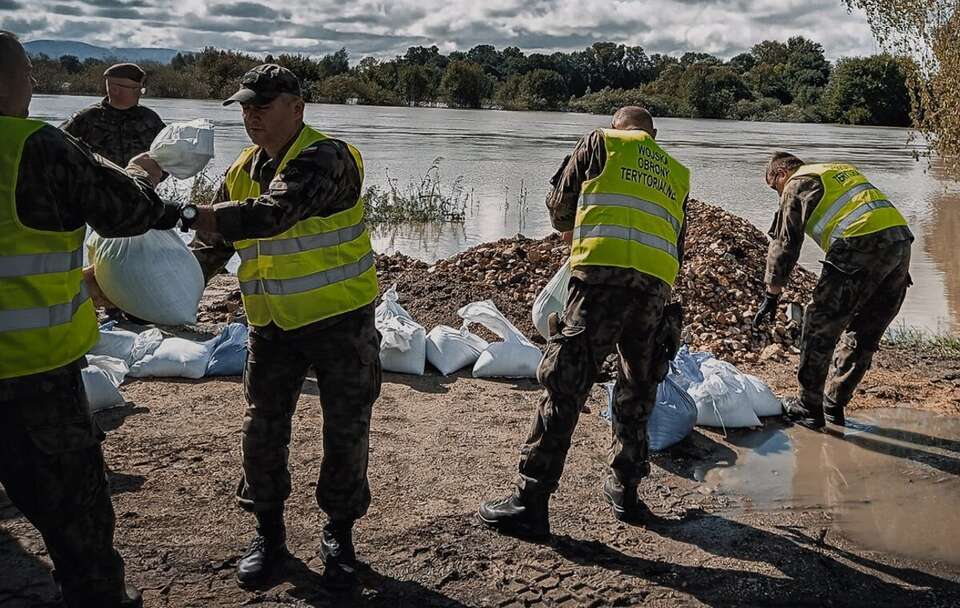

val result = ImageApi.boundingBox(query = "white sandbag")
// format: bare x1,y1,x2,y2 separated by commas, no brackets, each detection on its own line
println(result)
425,325,489,376
742,373,782,417
128,327,163,364
531,261,570,340
458,300,542,378
128,336,215,379
89,322,139,362
603,372,699,452
375,286,426,375
148,119,215,179
89,229,204,326
82,355,129,411
690,366,762,429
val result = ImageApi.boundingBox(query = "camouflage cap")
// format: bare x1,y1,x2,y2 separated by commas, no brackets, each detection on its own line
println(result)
223,63,302,106
103,63,146,83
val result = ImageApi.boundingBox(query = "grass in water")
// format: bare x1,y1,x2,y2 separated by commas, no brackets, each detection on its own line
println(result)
883,324,960,358
362,158,471,225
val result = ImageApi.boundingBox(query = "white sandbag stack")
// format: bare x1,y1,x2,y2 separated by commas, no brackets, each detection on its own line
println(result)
89,230,205,326
458,300,542,378
375,286,427,375
128,336,216,379
531,261,571,340
425,325,489,376
82,355,129,411
148,119,215,179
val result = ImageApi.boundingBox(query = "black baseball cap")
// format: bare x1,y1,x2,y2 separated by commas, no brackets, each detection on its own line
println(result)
223,64,302,106
103,63,146,83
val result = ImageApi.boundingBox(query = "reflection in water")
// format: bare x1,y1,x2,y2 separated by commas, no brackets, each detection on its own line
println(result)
705,409,960,565
925,190,960,333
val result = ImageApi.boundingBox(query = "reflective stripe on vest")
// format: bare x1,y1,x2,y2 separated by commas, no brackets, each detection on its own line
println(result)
235,223,366,263
792,163,909,252
570,128,689,287
224,125,378,329
0,284,89,332
240,250,375,296
578,192,683,235
0,116,99,379
0,249,84,278
573,224,679,260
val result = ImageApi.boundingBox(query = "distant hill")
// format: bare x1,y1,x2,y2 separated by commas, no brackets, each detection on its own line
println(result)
24,40,181,64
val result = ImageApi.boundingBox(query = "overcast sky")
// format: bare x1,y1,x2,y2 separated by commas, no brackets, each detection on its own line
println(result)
1,0,881,59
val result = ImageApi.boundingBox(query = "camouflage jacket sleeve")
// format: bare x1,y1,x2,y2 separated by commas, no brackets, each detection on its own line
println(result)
59,108,90,141
212,139,362,242
764,175,824,289
189,180,237,284
545,129,606,232
15,125,165,236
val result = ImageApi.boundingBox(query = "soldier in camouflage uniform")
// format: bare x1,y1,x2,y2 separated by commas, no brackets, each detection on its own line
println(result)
754,152,913,429
161,65,382,590
0,32,180,608
61,63,165,167
479,107,687,538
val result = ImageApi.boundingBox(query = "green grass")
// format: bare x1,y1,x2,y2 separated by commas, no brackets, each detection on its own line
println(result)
362,158,471,225
883,324,960,358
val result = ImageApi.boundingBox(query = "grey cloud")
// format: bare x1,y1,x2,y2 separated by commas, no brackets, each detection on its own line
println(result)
0,0,23,11
53,18,112,38
48,3,85,16
207,2,291,20
0,16,49,34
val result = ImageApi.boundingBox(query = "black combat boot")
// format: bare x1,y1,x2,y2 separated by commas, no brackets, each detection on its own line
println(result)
236,510,288,588
823,395,845,426
320,520,358,590
477,492,550,540
603,476,652,524
782,397,826,430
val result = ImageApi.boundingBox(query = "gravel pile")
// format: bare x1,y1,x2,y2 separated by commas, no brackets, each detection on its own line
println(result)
196,199,817,362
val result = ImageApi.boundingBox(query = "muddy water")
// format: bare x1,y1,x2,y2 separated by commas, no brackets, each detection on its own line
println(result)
702,409,960,564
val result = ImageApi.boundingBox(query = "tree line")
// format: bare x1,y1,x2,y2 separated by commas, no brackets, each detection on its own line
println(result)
32,37,913,127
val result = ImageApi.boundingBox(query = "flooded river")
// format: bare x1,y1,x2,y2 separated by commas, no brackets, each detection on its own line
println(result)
31,94,960,333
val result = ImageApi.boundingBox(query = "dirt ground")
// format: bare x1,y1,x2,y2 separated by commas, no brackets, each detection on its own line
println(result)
2,345,959,608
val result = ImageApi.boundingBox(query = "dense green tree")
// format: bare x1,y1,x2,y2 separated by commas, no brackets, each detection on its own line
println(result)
728,52,757,74
783,36,832,106
820,54,911,126
59,55,83,74
751,40,790,66
441,60,491,108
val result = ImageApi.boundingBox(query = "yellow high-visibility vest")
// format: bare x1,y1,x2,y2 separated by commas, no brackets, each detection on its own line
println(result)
571,128,689,287
792,163,909,251
0,117,98,380
225,125,378,330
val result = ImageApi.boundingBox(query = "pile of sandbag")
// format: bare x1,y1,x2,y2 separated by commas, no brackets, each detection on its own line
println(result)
600,346,782,450
671,347,781,430
82,321,250,410
376,287,542,378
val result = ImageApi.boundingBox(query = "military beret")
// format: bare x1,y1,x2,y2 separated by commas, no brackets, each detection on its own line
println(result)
103,63,146,83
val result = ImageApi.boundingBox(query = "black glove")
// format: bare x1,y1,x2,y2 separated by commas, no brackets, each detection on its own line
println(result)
153,201,182,230
753,292,780,328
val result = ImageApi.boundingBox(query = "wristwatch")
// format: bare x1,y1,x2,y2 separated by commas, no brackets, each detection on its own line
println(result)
179,204,199,232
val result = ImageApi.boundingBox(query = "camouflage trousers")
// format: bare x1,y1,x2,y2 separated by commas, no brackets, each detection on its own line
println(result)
516,279,670,496
0,360,127,607
799,240,912,414
237,304,382,523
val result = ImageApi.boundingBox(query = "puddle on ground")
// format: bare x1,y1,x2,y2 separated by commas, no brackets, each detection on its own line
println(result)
701,408,960,565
